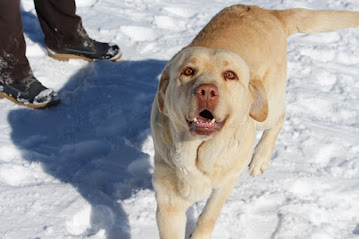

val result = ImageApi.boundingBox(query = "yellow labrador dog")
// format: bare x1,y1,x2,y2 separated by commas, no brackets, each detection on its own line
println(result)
151,4,359,239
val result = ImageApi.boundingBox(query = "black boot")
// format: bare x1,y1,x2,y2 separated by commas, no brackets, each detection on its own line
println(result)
48,38,122,62
0,75,60,109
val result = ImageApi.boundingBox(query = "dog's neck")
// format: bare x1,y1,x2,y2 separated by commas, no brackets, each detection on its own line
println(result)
169,128,203,174
169,116,255,178
196,119,255,176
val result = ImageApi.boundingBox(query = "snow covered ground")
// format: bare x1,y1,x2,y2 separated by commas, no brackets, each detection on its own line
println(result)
0,0,358,238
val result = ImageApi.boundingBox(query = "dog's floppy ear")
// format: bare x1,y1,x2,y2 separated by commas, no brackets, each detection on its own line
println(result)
248,71,268,122
157,65,170,113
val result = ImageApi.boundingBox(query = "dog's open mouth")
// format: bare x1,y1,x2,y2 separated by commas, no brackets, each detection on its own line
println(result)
188,110,226,136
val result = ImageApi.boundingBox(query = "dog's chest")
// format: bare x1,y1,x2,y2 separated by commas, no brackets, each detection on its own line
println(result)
195,131,254,184
196,140,237,178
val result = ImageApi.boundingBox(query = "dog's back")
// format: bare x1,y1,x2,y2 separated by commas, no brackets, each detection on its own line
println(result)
188,4,359,130
189,4,359,66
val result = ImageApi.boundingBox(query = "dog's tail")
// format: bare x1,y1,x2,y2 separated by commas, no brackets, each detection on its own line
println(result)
274,8,359,36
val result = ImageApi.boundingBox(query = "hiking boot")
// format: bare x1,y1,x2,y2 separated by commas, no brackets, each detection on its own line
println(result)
48,38,122,62
0,75,60,109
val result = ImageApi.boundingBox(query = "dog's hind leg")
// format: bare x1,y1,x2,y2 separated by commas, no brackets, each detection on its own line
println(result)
249,114,285,176
190,176,239,239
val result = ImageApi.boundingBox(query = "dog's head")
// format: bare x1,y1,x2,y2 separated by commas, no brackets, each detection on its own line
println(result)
157,47,267,140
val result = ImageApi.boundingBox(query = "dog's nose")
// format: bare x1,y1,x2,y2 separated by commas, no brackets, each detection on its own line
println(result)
195,84,219,110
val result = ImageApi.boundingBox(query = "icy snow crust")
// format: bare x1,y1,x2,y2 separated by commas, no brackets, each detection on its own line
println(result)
0,0,358,238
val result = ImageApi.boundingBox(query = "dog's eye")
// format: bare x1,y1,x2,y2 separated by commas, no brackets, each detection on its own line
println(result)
182,67,195,76
224,71,237,80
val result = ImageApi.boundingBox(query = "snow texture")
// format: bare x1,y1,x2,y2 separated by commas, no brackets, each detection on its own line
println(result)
0,0,358,238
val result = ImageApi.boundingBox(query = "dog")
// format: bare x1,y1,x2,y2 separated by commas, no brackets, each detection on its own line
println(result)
150,4,359,239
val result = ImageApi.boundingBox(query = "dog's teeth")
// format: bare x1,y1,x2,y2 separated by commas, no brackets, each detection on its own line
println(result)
211,118,216,124
193,118,197,123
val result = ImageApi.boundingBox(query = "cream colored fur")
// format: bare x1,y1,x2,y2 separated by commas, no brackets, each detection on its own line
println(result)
150,4,359,239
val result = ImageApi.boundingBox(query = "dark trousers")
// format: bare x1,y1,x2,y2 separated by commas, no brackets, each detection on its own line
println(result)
0,0,88,84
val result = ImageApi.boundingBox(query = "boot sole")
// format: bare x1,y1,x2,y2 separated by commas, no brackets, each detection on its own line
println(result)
48,51,122,62
0,92,61,109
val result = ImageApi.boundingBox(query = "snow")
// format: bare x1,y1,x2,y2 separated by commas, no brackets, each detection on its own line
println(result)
0,0,358,238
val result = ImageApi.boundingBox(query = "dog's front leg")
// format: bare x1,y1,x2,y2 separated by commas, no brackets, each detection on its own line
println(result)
190,176,239,239
153,159,193,239
156,196,191,239
249,114,285,176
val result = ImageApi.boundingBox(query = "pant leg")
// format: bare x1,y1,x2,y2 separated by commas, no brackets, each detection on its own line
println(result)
0,0,32,84
34,0,89,50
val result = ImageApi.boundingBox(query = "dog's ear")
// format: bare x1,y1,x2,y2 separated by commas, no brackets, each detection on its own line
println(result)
248,71,268,122
157,65,170,113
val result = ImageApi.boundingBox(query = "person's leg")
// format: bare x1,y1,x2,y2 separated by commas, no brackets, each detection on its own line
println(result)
0,0,32,84
34,0,121,61
34,0,88,50
0,0,60,108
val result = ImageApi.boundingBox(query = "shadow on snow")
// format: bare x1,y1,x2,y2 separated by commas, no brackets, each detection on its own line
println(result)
8,58,165,238
10,9,165,236
7,7,167,238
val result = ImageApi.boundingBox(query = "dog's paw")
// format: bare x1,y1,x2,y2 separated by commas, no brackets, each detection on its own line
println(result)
248,155,270,176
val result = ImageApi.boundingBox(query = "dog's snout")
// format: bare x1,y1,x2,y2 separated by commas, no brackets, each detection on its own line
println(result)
195,84,219,110
196,84,219,99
